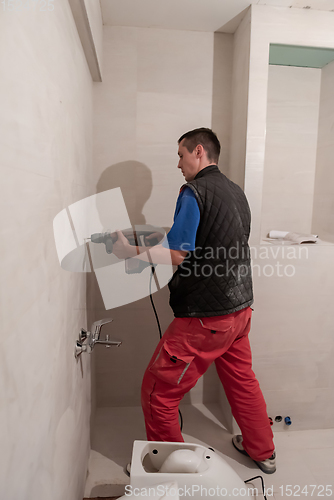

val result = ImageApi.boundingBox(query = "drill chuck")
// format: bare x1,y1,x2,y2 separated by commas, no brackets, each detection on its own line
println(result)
90,232,114,254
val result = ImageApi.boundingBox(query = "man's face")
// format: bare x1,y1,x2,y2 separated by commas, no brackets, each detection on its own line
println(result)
177,139,199,182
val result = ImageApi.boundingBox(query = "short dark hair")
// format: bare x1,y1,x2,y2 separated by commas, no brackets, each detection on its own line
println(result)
178,127,220,163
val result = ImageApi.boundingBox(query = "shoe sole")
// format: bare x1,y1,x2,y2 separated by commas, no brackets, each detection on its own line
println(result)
255,461,276,474
232,439,276,474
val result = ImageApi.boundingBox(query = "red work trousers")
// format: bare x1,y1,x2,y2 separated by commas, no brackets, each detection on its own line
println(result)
141,306,274,462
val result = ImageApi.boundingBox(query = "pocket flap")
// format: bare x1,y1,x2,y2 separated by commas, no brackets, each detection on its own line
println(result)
164,341,195,364
198,316,234,333
149,340,195,385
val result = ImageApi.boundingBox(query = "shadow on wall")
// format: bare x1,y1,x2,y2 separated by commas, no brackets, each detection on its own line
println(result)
87,161,180,432
87,160,152,432
96,160,153,226
87,160,225,440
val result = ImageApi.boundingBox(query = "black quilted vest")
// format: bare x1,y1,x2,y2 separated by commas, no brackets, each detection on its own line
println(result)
169,165,253,317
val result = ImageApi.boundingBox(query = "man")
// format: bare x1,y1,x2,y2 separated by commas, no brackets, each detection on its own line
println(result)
113,128,276,474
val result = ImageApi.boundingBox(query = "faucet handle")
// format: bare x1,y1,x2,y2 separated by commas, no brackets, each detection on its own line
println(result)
79,328,88,342
91,318,113,329
75,341,87,358
90,318,113,340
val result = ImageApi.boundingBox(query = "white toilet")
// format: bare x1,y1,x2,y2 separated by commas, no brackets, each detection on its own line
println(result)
124,440,252,500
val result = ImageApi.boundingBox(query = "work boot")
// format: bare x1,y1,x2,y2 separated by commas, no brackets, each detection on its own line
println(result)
232,435,276,474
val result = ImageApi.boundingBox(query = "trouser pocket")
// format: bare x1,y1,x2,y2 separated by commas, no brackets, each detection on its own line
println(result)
148,340,194,385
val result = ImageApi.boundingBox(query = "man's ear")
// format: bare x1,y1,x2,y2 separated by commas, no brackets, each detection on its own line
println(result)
195,144,204,158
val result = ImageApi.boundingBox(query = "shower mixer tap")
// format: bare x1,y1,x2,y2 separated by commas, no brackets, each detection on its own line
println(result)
75,318,122,358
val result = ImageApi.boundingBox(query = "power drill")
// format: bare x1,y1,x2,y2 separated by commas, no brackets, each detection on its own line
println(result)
88,226,165,273
90,232,116,254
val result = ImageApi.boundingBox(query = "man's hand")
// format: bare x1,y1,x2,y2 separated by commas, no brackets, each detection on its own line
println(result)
144,231,164,246
112,229,187,265
112,230,137,260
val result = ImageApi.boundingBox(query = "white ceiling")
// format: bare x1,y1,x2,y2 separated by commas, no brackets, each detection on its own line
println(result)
100,0,334,33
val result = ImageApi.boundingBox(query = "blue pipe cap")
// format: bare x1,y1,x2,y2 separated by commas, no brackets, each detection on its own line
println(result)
284,416,292,425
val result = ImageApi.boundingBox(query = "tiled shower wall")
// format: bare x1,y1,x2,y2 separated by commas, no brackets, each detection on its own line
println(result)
312,59,334,242
91,26,234,410
92,8,334,432
261,65,321,238
235,5,334,431
0,1,98,498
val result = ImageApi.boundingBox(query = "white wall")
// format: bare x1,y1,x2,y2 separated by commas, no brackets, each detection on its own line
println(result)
212,33,234,174
245,5,334,245
261,65,321,238
251,242,334,431
229,7,251,187
0,2,95,499
312,59,334,242
91,26,233,409
232,5,334,431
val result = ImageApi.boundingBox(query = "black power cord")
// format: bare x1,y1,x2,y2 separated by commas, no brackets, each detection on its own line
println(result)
149,265,183,431
244,475,267,500
149,266,162,339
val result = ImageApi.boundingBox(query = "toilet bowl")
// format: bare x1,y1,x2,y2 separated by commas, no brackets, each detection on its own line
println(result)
127,440,252,500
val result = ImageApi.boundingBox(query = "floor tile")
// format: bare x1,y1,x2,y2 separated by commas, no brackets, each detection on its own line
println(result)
84,405,334,498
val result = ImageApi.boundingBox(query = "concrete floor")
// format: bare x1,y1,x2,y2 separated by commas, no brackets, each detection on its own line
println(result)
84,404,334,499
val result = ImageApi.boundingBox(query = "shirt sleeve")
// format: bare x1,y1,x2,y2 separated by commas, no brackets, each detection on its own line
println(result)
162,187,200,252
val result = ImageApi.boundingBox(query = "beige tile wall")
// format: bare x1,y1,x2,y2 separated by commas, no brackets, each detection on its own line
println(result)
312,59,334,242
251,242,334,430
246,4,334,246
91,26,234,409
261,65,321,238
235,4,334,430
229,7,251,188
0,1,98,498
91,6,334,434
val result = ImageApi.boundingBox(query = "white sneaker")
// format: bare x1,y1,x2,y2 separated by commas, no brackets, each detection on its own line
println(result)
232,435,276,474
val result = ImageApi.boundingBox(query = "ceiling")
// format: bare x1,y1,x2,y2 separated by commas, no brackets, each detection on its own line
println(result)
100,0,334,33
